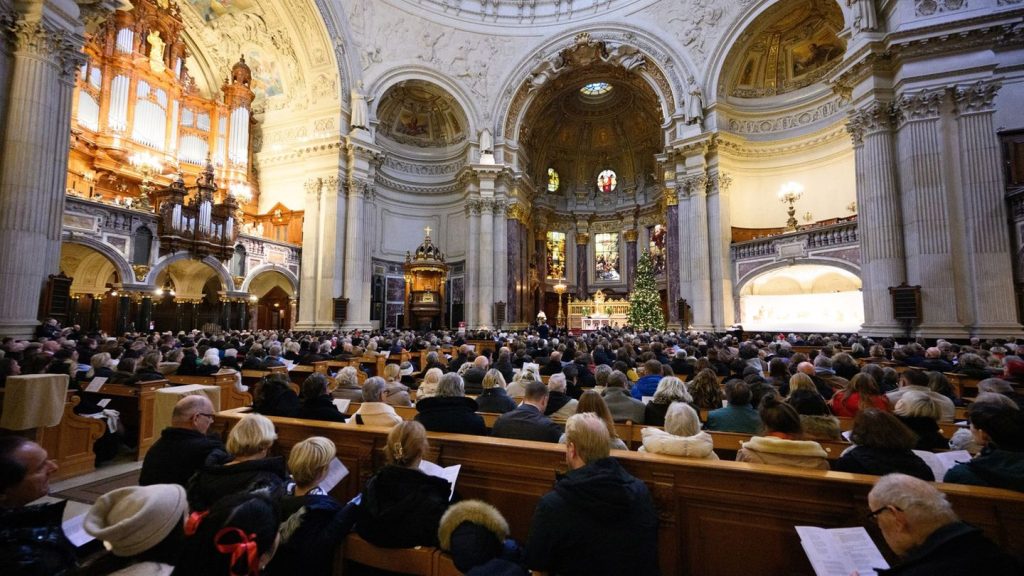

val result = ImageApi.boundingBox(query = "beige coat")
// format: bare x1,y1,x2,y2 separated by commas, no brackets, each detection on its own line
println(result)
736,435,829,470
640,428,719,460
350,402,403,427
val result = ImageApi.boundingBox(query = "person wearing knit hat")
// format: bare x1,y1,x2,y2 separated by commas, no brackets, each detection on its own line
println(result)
83,484,188,575
438,500,526,575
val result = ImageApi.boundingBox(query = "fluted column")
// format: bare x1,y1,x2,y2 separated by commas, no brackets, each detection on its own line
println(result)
343,136,380,330
624,228,639,293
894,89,967,336
0,9,86,337
575,233,590,300
847,101,906,336
478,200,495,328
296,177,322,330
954,81,1023,336
707,172,734,329
465,200,480,328
686,175,713,330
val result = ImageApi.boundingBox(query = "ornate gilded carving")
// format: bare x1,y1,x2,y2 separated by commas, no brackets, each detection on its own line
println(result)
132,264,151,282
575,233,590,245
953,81,1001,115
623,229,639,243
506,202,530,224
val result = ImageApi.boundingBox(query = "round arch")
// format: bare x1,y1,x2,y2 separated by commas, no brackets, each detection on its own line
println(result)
735,257,861,293
735,261,864,333
495,24,696,144
368,66,481,139
241,264,299,295
60,234,135,285
147,252,235,292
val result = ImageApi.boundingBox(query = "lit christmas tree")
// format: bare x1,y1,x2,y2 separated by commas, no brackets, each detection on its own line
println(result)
628,249,666,330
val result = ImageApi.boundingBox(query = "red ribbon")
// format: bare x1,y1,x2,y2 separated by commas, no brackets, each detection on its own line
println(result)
184,510,209,536
214,527,260,576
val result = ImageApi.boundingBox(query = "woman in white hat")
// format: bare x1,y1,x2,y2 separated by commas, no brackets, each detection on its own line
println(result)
83,484,188,575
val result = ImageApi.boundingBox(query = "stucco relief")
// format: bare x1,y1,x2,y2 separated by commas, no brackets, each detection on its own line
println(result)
641,0,753,64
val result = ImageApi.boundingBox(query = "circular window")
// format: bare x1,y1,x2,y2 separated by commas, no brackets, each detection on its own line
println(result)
597,169,617,193
580,82,612,96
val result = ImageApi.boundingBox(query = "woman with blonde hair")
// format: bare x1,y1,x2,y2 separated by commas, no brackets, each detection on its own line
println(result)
187,413,287,511
475,368,517,413
786,373,818,399
644,376,693,427
356,421,452,548
416,367,444,400
559,390,627,450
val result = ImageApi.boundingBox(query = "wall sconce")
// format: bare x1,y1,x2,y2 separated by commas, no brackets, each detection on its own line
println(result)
777,182,804,232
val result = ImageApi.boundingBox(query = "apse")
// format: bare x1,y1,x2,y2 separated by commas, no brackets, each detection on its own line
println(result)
738,264,864,333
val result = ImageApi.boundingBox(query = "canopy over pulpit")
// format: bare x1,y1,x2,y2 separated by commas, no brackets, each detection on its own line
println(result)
403,228,448,330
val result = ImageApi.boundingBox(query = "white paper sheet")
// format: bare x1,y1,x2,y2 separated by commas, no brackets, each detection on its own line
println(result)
641,395,654,405
913,449,972,482
96,398,111,408
63,512,95,547
333,398,351,414
795,526,889,576
85,377,107,392
283,360,295,371
418,460,460,501
319,457,349,493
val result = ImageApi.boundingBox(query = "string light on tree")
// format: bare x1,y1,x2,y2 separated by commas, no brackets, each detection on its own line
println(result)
627,249,665,330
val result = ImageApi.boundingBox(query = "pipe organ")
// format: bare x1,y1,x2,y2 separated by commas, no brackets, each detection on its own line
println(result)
68,0,256,216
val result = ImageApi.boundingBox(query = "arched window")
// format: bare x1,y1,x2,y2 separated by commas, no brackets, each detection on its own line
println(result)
547,168,560,192
231,244,246,278
597,169,617,193
132,227,152,265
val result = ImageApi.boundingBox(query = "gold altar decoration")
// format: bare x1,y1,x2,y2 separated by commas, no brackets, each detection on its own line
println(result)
568,289,630,331
403,227,448,330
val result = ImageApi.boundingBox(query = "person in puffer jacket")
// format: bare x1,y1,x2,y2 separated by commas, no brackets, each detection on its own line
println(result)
640,403,719,460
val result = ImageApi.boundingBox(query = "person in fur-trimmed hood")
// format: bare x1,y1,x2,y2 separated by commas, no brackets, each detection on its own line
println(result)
736,394,830,471
438,500,526,576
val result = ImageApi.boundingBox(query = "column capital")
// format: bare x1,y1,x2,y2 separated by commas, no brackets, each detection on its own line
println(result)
6,17,85,80
894,88,944,125
846,100,896,146
576,233,590,246
953,80,1000,116
623,229,639,243
465,198,482,216
344,179,372,199
681,174,708,198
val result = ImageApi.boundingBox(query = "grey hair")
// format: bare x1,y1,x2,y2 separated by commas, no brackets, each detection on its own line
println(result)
607,370,628,388
664,402,701,437
423,367,443,385
338,366,359,387
978,378,1014,395
268,344,282,357
813,354,832,369
482,369,506,390
869,473,957,526
437,373,465,398
362,376,387,402
595,364,612,386
894,390,943,420
653,376,692,404
548,373,567,393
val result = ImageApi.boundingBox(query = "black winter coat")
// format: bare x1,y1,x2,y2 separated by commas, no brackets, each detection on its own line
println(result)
878,521,1021,575
0,501,77,576
253,384,300,418
415,396,487,436
898,416,949,452
355,465,451,548
139,427,225,487
187,455,288,511
297,395,348,423
832,446,934,481
475,387,517,414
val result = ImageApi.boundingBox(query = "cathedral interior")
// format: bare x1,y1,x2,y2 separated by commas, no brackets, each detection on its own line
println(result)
1,0,1023,339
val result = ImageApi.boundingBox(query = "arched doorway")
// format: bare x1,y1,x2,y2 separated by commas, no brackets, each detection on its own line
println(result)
151,260,227,332
738,264,863,333
248,270,295,330
59,243,125,333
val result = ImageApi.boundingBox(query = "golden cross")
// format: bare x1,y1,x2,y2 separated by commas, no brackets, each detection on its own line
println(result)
424,226,432,237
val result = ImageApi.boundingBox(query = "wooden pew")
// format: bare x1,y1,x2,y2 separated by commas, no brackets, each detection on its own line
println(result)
82,379,166,460
212,409,1024,576
336,533,437,575
287,361,329,385
240,366,289,390
26,391,106,480
167,370,251,409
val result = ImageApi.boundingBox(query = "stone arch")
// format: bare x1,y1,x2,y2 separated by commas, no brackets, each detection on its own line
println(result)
735,258,861,297
495,24,696,145
368,67,480,139
60,234,135,285
312,0,361,123
147,252,235,292
735,260,864,332
240,264,299,295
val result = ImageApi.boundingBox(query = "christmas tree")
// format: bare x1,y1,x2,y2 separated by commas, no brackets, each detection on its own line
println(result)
628,249,666,330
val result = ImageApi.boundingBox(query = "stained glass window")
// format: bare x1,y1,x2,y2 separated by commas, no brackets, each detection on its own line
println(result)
548,168,559,192
546,232,566,279
594,233,620,281
580,82,612,96
649,224,666,276
597,169,617,193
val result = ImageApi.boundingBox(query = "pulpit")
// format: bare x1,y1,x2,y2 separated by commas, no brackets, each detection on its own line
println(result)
403,228,448,330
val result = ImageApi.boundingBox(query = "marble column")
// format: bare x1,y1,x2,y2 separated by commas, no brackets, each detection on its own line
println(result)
664,199,680,327
493,200,508,324
707,172,735,330
954,81,1023,336
116,294,131,333
478,200,494,328
296,177,322,330
624,229,639,293
894,89,966,337
505,210,521,324
686,175,713,331
575,233,589,300
847,101,906,336
342,136,380,330
465,200,480,328
0,7,86,337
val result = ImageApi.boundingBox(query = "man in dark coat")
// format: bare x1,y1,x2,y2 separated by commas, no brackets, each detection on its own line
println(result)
491,380,562,443
525,413,659,576
869,473,1020,575
139,395,224,487
461,356,489,395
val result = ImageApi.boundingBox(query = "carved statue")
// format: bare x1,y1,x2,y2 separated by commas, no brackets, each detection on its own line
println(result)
350,80,370,130
604,44,645,71
147,30,166,73
686,87,704,125
479,128,493,154
847,0,879,33
528,57,565,91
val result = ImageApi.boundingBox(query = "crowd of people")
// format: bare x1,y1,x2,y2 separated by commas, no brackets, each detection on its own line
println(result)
2,322,1024,574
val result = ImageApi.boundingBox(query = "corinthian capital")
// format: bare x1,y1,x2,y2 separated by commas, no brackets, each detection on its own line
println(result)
7,19,85,80
846,100,896,145
894,89,943,125
953,81,1000,115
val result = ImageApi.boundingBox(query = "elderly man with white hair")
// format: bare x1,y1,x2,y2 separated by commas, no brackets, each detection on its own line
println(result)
544,373,578,423
866,473,1019,574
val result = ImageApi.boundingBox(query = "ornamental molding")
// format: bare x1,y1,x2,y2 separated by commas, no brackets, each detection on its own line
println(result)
894,88,945,125
723,97,844,136
915,0,967,16
382,156,465,177
716,124,849,159
846,101,897,146
680,174,708,198
953,80,1001,115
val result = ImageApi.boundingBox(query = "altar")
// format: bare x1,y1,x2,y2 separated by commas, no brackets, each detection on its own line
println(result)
569,290,629,331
